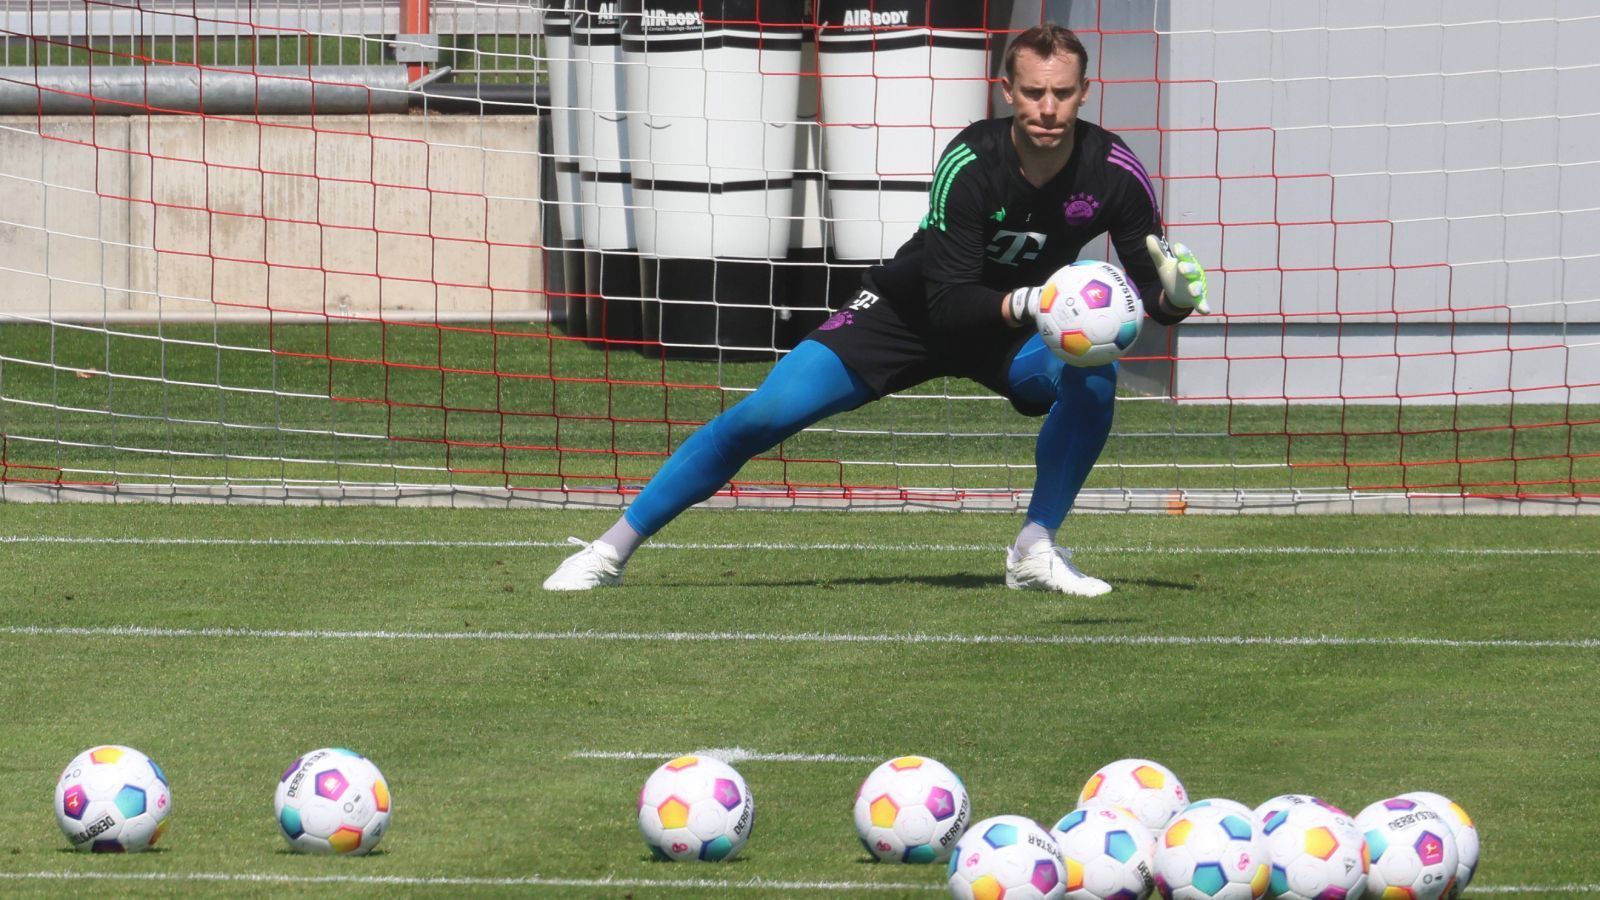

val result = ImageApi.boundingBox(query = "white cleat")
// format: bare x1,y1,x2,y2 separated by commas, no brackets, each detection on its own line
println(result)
1005,539,1112,597
542,537,624,591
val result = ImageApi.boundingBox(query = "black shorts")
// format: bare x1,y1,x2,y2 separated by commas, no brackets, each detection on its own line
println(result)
803,279,1049,416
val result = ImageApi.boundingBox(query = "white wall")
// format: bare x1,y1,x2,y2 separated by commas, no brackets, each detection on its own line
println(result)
999,0,1599,403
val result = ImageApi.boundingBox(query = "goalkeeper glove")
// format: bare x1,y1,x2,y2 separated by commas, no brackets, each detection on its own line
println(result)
1144,235,1211,315
1007,285,1045,324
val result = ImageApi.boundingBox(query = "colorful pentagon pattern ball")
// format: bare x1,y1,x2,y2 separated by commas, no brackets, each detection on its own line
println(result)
1152,805,1270,900
1079,759,1190,834
1035,260,1145,367
637,755,755,862
1050,804,1157,900
1252,795,1350,833
274,747,392,855
54,745,172,852
854,755,971,863
948,814,1068,900
1396,791,1478,898
1259,802,1368,900
1184,799,1260,828
1355,798,1459,900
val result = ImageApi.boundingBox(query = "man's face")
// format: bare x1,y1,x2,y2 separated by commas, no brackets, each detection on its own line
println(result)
1002,48,1089,152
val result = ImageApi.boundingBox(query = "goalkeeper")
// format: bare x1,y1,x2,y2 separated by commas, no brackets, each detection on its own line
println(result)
545,22,1210,595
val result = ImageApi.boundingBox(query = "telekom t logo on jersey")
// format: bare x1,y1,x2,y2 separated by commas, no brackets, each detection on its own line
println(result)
987,230,1048,266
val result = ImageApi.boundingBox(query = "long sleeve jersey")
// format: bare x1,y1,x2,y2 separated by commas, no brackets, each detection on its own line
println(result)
864,116,1183,337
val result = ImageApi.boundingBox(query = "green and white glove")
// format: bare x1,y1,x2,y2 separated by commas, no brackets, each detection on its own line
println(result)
1145,235,1211,315
1007,285,1045,324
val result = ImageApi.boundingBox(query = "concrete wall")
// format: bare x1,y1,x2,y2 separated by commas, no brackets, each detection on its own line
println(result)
0,114,546,322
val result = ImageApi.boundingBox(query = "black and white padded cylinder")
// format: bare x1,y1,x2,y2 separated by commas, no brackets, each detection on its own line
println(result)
574,0,643,342
815,1,990,262
541,0,590,336
622,0,806,359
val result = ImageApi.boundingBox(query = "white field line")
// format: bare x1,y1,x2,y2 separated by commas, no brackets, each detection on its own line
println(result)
0,870,940,892
5,624,1599,650
1471,888,1600,895
0,872,1591,895
2,534,1599,557
571,748,880,763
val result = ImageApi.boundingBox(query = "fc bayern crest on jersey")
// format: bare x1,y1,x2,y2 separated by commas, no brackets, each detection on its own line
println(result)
1063,192,1100,224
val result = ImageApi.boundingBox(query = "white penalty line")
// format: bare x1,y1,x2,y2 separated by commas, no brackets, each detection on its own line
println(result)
0,870,939,892
0,872,1591,895
571,748,881,764
5,624,1600,650
2,534,1598,557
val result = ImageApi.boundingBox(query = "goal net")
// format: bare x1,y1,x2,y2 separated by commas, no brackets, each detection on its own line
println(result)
0,0,1595,512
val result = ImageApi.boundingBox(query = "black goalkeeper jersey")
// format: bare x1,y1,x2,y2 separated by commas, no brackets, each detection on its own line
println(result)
864,116,1175,338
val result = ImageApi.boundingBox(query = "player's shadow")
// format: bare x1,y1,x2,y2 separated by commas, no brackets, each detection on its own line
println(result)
55,847,169,854
1113,577,1196,591
705,573,1195,596
828,573,1001,590
271,848,389,857
713,573,1002,590
643,854,748,864
1047,615,1147,626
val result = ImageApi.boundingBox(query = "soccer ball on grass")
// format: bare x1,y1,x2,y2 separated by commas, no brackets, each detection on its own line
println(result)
1252,795,1346,832
949,814,1068,899
1152,805,1270,900
274,747,392,855
637,755,755,861
1355,797,1458,900
54,745,171,852
1078,758,1189,833
854,755,971,863
1396,791,1478,898
1184,799,1259,827
1259,802,1367,900
1051,804,1157,900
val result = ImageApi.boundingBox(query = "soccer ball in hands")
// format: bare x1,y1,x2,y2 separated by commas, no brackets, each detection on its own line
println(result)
54,745,171,852
1356,797,1459,900
637,755,755,861
949,815,1068,900
1078,758,1189,833
1034,260,1145,367
1259,803,1368,900
1050,805,1157,900
274,748,392,855
1152,805,1270,900
854,756,971,863
1397,791,1478,898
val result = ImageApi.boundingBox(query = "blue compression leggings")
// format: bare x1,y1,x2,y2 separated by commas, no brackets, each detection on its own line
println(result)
1008,337,1118,530
623,336,1117,537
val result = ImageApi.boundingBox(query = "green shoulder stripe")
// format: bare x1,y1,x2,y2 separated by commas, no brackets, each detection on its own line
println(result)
926,144,976,231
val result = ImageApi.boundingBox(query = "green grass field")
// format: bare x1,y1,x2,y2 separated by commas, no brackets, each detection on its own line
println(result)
1,503,1597,897
5,323,1595,497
